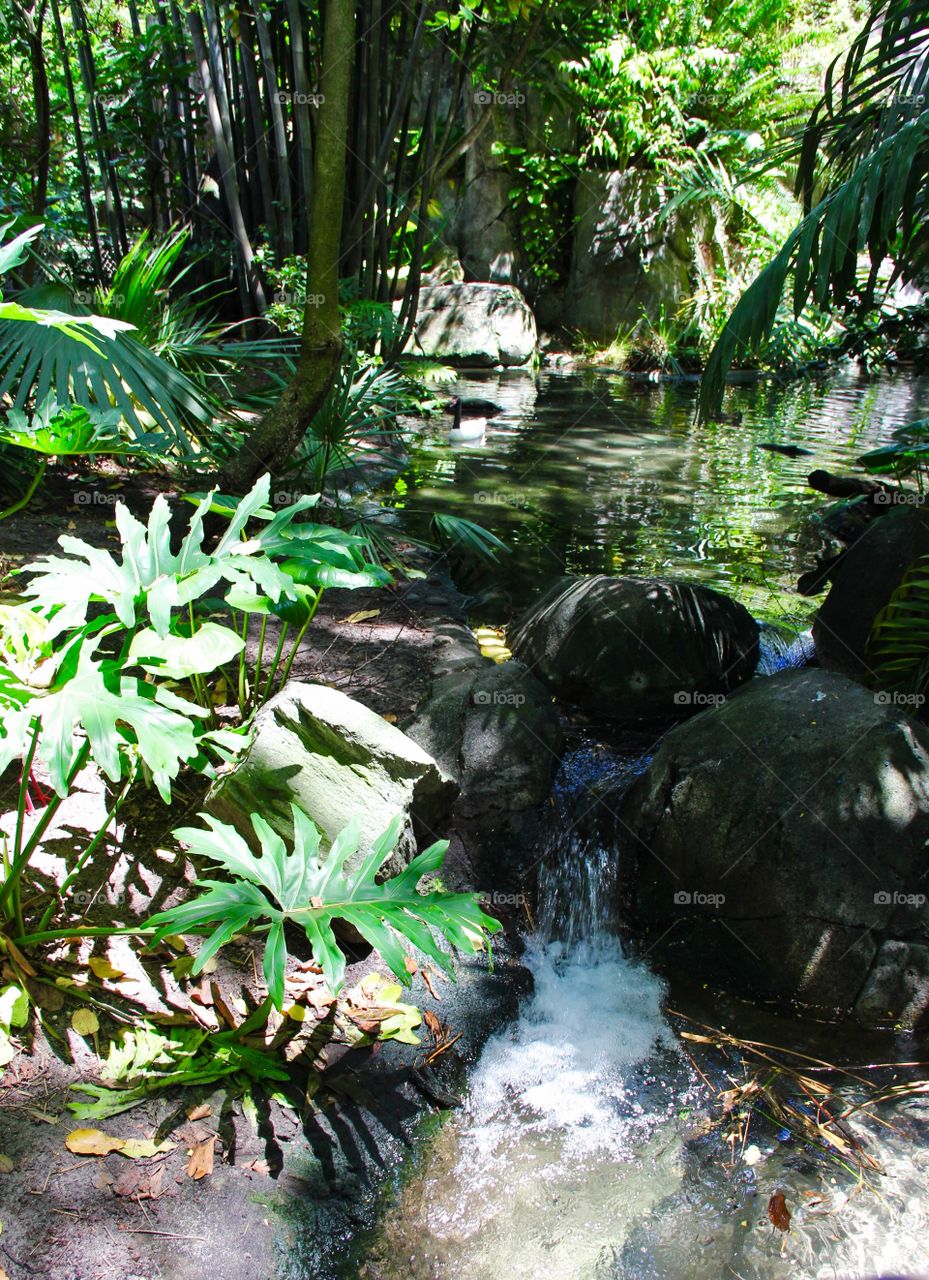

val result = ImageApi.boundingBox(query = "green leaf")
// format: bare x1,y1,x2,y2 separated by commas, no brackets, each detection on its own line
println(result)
148,806,501,1007
0,984,29,1031
128,622,245,679
32,642,201,799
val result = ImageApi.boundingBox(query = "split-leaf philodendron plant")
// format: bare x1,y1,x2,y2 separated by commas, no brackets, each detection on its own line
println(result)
0,472,499,1031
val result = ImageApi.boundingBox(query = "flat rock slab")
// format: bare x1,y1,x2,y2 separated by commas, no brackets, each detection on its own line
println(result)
210,682,456,875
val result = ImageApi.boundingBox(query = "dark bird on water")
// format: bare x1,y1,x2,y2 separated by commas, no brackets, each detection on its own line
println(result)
443,397,504,419
759,442,814,458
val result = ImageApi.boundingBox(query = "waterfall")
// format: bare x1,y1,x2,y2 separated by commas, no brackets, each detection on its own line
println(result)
401,747,690,1278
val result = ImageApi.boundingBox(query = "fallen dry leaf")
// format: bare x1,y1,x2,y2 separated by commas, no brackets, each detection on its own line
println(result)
768,1191,791,1232
423,1010,443,1040
186,1103,211,1122
66,1128,174,1159
66,1128,125,1156
187,1137,215,1180
71,1008,100,1036
0,1153,13,1173
87,958,126,981
421,969,441,1002
340,609,380,624
27,1107,59,1125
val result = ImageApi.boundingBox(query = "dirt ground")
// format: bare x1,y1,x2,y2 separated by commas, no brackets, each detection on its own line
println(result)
0,462,514,1280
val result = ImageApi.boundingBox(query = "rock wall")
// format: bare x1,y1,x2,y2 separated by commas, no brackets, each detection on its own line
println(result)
564,169,728,340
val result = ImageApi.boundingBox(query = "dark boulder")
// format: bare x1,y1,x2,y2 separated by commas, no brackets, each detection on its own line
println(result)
508,575,759,722
614,669,929,1027
405,637,563,887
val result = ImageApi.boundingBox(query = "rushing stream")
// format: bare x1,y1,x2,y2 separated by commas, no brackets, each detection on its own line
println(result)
354,370,929,1280
360,748,929,1280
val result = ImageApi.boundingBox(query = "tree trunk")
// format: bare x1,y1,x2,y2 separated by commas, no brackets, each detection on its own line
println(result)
12,0,52,260
218,0,355,492
253,2,295,259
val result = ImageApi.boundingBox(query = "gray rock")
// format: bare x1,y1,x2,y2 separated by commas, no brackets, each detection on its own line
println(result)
508,575,759,722
209,682,456,875
853,941,929,1027
399,282,537,367
405,650,563,885
565,170,730,340
814,503,929,678
615,669,929,1026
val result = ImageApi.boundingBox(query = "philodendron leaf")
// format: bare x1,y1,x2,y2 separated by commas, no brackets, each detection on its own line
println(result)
24,475,296,638
128,622,245,679
148,805,502,1007
25,641,203,799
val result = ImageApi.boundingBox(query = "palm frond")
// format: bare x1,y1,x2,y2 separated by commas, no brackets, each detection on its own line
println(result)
700,111,929,415
867,552,929,699
0,282,217,454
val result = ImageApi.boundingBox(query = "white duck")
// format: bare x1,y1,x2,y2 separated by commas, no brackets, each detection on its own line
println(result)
446,397,487,443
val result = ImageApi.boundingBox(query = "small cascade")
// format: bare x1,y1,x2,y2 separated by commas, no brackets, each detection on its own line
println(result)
361,745,929,1280
366,747,693,1279
756,622,816,675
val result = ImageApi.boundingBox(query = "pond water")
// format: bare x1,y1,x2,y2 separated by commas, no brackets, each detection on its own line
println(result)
355,369,929,1280
388,366,929,624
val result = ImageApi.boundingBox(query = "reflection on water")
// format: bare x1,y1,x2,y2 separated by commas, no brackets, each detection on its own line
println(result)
389,367,929,622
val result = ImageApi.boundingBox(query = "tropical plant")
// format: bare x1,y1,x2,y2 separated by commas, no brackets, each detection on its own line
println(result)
858,418,929,491
700,0,929,413
148,806,501,1008
289,357,419,494
68,1018,289,1120
867,552,929,708
0,396,134,521
0,475,390,942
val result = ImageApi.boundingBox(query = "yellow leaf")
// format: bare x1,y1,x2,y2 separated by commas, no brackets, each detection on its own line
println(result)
340,609,380,624
88,958,125,982
70,1008,99,1035
65,1128,124,1156
120,1137,175,1159
65,1128,174,1159
0,1155,12,1173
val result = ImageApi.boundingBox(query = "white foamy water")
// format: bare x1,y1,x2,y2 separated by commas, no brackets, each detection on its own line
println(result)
361,928,695,1280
